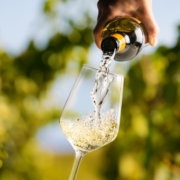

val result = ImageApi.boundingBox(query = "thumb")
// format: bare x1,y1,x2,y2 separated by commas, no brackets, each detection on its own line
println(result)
140,7,159,46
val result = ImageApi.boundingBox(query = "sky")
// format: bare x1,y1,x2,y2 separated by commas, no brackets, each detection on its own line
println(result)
0,0,43,55
0,0,180,56
0,0,180,154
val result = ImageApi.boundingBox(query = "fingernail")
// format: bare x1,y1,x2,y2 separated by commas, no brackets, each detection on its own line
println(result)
150,37,157,46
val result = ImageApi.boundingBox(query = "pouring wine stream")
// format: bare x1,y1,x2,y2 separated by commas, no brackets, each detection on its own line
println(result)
90,50,116,119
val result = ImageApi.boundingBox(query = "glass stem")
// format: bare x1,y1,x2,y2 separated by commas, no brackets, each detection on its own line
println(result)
69,150,85,180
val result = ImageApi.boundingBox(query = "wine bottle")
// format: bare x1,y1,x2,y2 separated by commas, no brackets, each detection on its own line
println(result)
101,17,148,61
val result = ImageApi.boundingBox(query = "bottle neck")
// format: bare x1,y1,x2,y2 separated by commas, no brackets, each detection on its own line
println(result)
101,33,126,53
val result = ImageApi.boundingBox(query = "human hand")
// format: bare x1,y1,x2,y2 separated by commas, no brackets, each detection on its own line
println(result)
93,0,159,49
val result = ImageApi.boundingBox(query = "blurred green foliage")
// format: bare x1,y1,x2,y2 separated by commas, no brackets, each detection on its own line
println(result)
0,0,93,178
100,26,180,180
0,0,180,179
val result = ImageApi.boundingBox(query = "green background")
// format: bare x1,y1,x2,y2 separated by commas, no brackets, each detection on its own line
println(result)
0,0,180,179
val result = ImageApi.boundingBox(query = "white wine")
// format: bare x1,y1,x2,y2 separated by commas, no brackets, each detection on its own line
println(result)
60,50,118,152
60,109,118,152
90,50,115,118
101,17,147,61
60,49,119,152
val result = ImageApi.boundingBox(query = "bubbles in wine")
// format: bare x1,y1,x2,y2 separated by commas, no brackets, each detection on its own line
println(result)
60,109,117,152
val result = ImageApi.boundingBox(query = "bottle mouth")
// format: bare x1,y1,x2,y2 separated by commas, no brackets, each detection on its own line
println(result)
101,37,119,53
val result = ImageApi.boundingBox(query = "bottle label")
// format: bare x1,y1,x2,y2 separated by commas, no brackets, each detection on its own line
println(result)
111,34,126,52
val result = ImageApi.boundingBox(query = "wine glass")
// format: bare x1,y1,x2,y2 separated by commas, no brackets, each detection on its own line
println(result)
59,65,124,180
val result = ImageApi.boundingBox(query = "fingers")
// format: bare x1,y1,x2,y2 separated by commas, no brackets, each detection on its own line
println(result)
93,15,109,49
93,1,114,49
142,16,159,46
137,1,159,46
93,0,159,48
93,0,121,49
